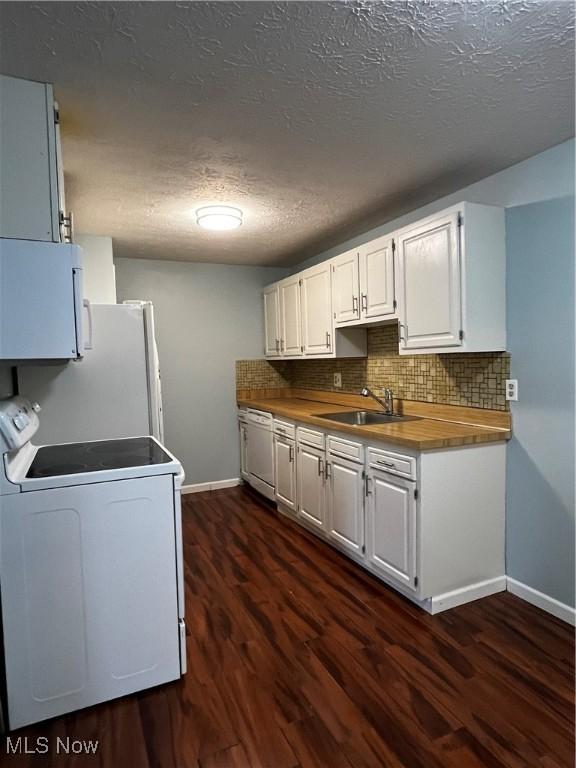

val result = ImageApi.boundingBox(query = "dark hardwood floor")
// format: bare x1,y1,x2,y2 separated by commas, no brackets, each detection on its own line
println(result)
2,486,574,767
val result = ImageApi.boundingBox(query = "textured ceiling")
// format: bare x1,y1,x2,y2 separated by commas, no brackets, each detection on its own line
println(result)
0,1,574,265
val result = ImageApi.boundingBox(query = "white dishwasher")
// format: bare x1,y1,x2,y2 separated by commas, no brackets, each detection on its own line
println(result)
246,409,275,500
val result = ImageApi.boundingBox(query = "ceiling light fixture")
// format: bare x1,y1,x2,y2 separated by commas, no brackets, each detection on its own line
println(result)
196,205,243,231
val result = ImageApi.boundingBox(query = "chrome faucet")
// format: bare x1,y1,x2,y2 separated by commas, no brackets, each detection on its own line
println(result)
361,387,394,416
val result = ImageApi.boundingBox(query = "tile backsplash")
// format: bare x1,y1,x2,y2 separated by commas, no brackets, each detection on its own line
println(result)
237,325,510,411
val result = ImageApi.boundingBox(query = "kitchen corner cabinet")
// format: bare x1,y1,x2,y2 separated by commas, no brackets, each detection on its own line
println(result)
396,202,506,354
0,75,68,243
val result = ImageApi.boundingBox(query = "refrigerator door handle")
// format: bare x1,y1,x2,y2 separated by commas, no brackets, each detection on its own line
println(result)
83,299,93,351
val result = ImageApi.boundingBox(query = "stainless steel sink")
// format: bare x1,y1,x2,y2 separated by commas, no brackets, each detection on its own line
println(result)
317,410,421,426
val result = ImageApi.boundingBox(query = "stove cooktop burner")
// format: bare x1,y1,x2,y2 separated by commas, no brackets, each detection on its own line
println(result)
26,437,172,479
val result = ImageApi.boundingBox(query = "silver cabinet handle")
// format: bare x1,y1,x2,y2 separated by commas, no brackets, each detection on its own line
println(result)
365,475,373,496
275,338,280,353
398,323,408,344
318,458,324,477
377,459,395,468
352,296,358,315
60,210,74,243
361,293,367,312
289,444,294,463
326,331,331,349
280,339,284,353
325,461,331,479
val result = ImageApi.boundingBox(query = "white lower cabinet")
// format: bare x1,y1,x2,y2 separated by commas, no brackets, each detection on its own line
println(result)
238,409,505,613
297,443,327,531
274,436,296,512
239,421,249,480
326,454,365,557
365,467,417,590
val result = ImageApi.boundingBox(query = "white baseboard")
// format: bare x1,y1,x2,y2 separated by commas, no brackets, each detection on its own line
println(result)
181,478,241,495
507,577,576,626
428,576,507,615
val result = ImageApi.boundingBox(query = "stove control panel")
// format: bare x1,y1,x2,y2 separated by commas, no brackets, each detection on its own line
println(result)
0,396,40,452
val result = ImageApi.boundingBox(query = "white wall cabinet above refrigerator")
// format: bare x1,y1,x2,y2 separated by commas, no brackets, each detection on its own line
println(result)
0,75,70,243
0,239,87,361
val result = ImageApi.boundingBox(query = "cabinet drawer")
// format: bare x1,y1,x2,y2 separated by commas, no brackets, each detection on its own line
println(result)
247,409,273,426
327,435,364,463
296,426,325,449
367,447,416,480
273,419,295,439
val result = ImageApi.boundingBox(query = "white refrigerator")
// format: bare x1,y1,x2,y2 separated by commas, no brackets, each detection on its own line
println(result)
18,302,164,445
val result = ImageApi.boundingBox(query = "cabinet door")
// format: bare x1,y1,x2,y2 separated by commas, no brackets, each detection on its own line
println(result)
332,250,360,324
326,455,364,556
366,469,417,589
239,422,249,480
297,444,326,530
301,265,332,355
397,212,462,349
0,75,60,242
280,277,302,356
359,235,395,319
274,437,296,511
263,285,280,357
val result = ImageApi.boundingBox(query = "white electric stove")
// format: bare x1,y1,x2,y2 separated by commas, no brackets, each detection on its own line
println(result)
0,396,187,731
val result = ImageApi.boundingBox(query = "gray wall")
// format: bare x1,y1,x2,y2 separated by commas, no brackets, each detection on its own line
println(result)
292,138,575,608
506,198,575,607
293,139,575,272
114,259,288,484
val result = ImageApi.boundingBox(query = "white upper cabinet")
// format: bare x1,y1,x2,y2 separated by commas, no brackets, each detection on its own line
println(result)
359,235,396,320
396,211,462,350
0,75,67,243
396,203,506,355
332,235,396,326
332,249,360,324
279,277,302,357
263,285,281,357
301,263,333,356
262,201,504,360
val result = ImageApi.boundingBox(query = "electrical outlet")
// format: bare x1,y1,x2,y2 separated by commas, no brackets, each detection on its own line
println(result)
334,372,342,388
505,379,518,401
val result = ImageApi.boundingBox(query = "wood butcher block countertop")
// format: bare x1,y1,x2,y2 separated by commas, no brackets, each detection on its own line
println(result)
237,389,511,451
